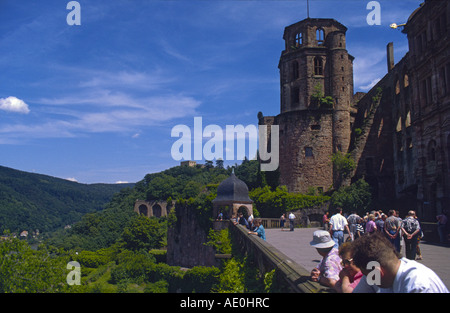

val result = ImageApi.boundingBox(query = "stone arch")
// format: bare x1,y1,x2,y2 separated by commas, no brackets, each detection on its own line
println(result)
295,32,303,46
396,110,402,132
237,205,250,219
134,200,171,218
403,72,410,88
395,75,401,95
152,204,162,218
138,204,149,216
316,28,324,45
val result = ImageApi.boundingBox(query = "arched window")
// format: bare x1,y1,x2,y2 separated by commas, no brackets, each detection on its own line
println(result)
405,110,411,128
404,73,410,88
395,79,401,95
314,57,323,76
138,204,148,216
316,28,324,45
396,115,402,132
295,32,303,46
152,204,162,217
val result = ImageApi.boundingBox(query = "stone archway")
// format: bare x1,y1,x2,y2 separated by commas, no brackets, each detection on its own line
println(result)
152,204,162,217
138,204,149,216
237,205,250,219
134,200,172,218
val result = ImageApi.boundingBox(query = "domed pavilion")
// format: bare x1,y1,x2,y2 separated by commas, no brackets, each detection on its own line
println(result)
212,170,253,221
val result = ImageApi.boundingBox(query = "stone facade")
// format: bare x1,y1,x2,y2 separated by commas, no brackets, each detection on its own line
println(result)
261,18,354,194
400,0,450,217
353,0,449,218
260,1,449,220
166,204,217,268
134,199,172,218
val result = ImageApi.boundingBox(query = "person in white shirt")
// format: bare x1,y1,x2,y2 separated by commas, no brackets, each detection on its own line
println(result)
288,212,295,231
329,207,350,248
351,232,448,293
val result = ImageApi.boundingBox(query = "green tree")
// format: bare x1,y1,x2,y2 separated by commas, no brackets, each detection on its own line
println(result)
182,266,220,293
181,180,203,199
330,179,372,215
0,239,71,292
215,159,224,169
120,215,166,251
249,186,330,218
109,250,156,284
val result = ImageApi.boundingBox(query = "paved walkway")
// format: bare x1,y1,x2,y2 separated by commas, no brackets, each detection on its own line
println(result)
265,227,450,290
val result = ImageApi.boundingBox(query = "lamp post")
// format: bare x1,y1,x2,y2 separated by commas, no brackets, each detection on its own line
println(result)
390,23,406,29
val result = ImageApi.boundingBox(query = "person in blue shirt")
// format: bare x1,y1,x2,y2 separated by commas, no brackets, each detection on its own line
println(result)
248,218,266,241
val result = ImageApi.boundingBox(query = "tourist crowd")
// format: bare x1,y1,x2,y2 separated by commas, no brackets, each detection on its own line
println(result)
310,207,449,293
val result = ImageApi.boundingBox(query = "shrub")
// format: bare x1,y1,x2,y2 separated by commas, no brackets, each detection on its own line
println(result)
144,280,169,293
330,179,372,216
182,266,220,293
249,186,330,218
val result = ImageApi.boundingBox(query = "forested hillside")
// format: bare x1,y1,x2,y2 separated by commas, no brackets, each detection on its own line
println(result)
0,160,371,293
0,165,134,234
47,160,258,251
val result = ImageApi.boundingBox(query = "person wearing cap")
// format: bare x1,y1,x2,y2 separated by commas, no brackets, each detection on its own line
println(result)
310,230,343,288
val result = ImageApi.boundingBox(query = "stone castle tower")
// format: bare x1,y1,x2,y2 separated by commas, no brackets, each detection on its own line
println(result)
260,18,354,193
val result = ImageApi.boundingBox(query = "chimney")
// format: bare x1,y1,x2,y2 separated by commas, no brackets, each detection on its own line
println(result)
387,42,394,72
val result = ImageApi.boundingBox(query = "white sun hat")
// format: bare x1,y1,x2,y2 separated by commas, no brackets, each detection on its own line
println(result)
310,230,335,249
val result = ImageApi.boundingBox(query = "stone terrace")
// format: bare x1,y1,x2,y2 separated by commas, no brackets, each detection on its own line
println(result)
265,227,450,290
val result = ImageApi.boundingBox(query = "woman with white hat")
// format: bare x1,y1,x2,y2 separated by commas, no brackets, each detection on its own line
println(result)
310,230,343,288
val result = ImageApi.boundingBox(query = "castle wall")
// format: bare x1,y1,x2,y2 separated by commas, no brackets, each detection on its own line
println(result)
402,0,450,217
166,205,217,268
349,70,396,208
260,2,449,221
277,110,334,193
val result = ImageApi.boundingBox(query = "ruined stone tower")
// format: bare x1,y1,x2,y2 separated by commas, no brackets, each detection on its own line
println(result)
260,18,354,193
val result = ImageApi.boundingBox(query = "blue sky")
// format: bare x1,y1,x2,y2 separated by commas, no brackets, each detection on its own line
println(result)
0,0,422,184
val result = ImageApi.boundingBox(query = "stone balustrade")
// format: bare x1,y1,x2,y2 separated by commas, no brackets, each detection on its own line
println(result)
229,222,332,293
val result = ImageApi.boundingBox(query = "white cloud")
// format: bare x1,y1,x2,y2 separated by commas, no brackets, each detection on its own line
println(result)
0,93,201,139
0,96,30,114
359,78,382,91
66,177,78,182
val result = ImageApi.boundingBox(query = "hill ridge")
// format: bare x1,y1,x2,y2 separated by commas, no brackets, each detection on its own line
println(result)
0,164,134,234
